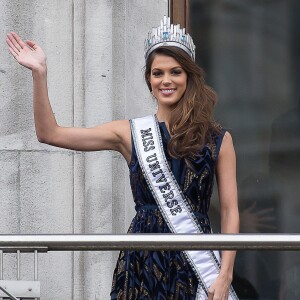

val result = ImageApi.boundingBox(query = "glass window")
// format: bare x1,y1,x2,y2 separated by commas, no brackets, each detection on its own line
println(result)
190,1,300,299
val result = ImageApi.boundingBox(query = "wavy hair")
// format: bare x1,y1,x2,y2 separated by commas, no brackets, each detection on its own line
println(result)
145,46,221,160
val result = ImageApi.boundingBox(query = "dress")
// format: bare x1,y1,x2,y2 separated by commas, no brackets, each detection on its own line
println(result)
111,121,225,300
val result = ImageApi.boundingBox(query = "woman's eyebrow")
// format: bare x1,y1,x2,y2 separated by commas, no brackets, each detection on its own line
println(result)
152,66,182,71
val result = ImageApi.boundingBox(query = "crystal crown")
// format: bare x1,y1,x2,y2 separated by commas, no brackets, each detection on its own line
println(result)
144,16,196,61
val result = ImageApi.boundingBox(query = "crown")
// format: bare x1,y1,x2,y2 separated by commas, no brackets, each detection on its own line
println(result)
144,16,196,61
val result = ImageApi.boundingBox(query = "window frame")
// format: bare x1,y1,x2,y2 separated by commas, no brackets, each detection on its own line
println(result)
169,0,190,32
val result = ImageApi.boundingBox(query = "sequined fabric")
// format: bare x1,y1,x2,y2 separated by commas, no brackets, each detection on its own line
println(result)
111,122,225,300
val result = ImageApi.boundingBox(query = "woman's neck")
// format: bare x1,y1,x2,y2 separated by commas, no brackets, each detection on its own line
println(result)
156,106,173,125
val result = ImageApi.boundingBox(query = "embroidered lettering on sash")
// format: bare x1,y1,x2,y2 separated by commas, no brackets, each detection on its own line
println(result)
149,161,160,171
156,174,167,183
159,183,170,193
146,153,157,163
152,168,163,177
141,128,155,152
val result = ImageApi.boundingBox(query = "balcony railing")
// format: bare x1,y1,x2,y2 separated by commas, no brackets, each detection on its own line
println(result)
1,234,300,299
1,234,300,252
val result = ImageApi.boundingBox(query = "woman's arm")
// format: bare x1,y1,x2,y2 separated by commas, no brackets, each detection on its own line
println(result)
208,131,239,300
6,32,131,160
217,131,239,277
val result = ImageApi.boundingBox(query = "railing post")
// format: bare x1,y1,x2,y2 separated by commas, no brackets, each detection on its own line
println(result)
34,250,38,300
17,250,20,281
0,250,3,300
0,250,2,280
34,250,38,281
0,250,40,299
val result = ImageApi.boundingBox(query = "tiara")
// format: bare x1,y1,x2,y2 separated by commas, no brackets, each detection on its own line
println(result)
144,16,196,61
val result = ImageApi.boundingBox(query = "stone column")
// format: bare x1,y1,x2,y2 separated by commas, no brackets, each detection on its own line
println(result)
0,0,167,298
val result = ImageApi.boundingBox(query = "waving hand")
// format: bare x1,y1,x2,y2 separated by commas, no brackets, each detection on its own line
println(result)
6,32,46,71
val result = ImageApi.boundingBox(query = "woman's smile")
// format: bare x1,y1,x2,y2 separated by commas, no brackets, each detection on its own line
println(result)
160,88,177,96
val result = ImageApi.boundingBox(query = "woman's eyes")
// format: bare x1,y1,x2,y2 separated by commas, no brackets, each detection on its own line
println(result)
152,69,182,77
152,71,163,77
172,69,182,75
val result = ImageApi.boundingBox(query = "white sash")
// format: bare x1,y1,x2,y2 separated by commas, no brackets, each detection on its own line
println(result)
131,115,238,300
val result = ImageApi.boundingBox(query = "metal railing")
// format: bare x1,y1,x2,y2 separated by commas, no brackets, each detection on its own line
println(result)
0,248,39,300
1,233,300,251
1,234,300,299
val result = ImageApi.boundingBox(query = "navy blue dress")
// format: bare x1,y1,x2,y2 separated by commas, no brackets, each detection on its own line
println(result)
111,121,225,300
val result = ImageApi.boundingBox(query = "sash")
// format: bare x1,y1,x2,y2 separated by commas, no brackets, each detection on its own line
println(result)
131,115,238,300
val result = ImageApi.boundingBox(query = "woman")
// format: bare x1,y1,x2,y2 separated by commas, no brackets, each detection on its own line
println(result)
6,16,239,300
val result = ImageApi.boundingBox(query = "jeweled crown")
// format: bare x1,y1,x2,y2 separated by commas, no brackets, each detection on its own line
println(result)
144,16,196,61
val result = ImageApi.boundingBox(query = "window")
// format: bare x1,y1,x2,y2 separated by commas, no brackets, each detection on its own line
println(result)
189,1,300,299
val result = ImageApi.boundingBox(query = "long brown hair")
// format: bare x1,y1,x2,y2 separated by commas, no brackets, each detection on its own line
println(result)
145,46,220,160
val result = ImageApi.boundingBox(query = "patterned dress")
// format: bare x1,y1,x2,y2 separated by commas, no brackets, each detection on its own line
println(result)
111,121,225,300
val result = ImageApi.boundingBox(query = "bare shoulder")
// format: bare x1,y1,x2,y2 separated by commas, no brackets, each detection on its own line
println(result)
216,131,237,184
218,131,235,160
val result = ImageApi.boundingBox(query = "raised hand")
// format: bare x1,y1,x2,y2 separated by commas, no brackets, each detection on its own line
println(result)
6,32,46,71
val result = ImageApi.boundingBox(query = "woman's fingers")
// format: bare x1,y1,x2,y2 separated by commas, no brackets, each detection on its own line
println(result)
8,46,18,59
207,289,214,300
6,32,47,70
224,290,229,300
26,40,38,50
11,32,27,50
7,33,22,52
6,36,19,57
6,32,32,57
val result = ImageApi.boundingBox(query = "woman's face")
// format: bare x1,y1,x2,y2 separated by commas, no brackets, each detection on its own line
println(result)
149,54,187,108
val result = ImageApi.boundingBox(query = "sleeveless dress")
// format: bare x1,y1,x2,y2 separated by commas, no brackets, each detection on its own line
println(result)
111,121,225,300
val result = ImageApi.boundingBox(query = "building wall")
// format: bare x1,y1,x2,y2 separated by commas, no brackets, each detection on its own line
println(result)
0,0,167,299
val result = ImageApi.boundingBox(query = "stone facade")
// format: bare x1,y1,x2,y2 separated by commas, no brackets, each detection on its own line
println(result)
0,0,167,298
